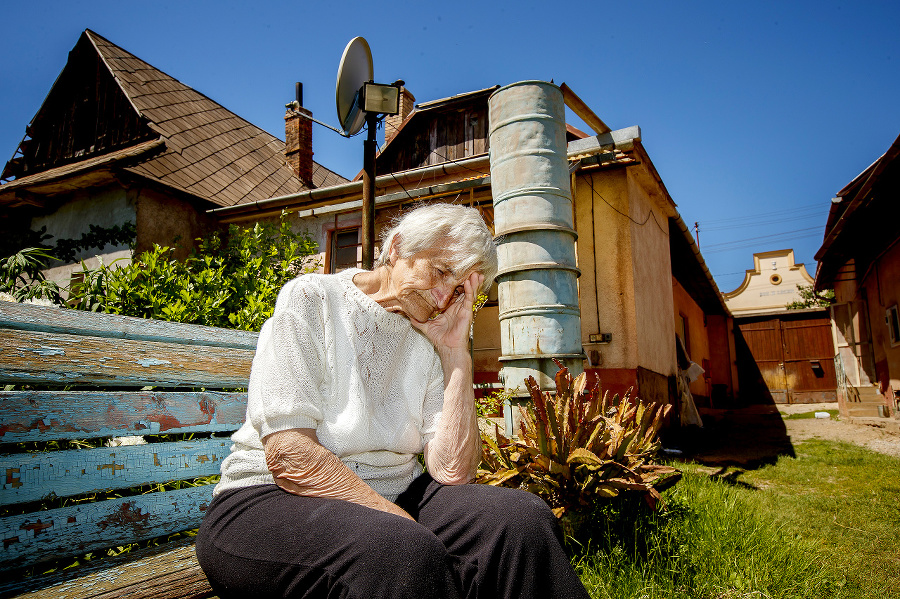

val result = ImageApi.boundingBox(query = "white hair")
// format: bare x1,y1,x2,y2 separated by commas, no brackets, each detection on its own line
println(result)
376,203,498,293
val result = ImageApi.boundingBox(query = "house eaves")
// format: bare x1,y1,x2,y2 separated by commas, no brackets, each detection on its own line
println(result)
814,132,900,288
0,138,165,207
209,124,645,222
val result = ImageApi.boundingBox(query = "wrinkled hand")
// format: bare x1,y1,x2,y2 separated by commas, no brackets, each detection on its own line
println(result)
410,272,484,354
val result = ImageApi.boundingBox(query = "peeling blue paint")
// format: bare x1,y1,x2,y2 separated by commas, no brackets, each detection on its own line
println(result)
20,346,65,357
135,358,171,367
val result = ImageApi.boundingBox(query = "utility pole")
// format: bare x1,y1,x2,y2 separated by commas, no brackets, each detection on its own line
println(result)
693,221,700,248
361,111,378,270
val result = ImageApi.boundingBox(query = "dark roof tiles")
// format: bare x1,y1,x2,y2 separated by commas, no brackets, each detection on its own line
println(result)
83,29,346,207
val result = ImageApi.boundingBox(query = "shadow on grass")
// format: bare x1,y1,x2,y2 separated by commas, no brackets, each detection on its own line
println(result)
661,404,797,472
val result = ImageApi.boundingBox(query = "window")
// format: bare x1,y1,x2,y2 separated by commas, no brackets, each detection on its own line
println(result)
330,227,361,272
678,313,691,357
887,305,900,346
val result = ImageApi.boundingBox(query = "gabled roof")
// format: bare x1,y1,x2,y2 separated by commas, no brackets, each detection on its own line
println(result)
0,29,346,208
814,132,900,288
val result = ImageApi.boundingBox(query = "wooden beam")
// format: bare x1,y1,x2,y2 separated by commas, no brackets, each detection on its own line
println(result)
559,83,611,135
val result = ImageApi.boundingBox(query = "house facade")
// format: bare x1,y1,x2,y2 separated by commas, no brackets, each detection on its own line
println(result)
0,29,345,284
815,133,900,418
211,82,737,425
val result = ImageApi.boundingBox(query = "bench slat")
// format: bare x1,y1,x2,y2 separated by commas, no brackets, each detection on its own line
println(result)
0,537,215,599
0,329,253,387
0,391,246,443
0,301,257,350
1,438,230,505
0,485,213,571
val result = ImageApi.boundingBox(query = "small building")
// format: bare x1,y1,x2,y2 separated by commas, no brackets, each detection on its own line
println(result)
815,133,900,418
723,249,816,316
0,29,345,284
722,249,836,405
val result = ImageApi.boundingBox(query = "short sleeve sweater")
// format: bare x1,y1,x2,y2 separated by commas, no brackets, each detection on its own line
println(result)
215,269,445,502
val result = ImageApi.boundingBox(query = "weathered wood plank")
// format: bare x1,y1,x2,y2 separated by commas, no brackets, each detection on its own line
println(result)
1,439,229,505
0,302,258,350
0,537,215,599
0,486,213,571
0,391,246,443
0,329,253,387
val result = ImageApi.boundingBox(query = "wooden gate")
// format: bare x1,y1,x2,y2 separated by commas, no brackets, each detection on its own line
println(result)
737,312,837,404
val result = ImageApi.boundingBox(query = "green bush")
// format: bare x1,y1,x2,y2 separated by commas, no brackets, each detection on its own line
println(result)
67,214,319,330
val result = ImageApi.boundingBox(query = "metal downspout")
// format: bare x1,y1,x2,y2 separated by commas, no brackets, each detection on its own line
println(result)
488,81,584,434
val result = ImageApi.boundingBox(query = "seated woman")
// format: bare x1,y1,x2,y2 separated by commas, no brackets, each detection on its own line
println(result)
197,204,589,599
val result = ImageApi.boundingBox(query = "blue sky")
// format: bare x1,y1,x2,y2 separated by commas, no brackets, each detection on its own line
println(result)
2,0,898,293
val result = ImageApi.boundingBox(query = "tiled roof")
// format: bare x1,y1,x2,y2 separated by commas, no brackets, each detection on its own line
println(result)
83,30,345,207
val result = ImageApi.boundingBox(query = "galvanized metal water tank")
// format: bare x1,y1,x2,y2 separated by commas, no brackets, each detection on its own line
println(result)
489,80,583,409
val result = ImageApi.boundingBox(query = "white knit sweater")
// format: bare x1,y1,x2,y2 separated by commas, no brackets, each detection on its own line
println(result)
215,269,445,502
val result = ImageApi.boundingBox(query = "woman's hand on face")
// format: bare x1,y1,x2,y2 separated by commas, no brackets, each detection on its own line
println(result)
411,271,484,354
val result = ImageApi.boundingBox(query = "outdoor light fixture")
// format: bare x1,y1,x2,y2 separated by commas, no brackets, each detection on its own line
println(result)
361,82,400,115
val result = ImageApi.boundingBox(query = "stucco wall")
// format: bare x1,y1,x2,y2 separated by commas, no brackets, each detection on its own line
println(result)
31,184,136,285
672,277,712,402
628,172,676,377
134,187,219,261
724,249,815,315
574,168,637,371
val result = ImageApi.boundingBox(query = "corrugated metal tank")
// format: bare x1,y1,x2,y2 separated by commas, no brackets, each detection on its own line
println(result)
488,80,583,428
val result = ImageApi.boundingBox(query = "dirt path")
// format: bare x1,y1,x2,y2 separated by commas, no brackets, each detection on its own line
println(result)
781,403,900,458
678,403,900,467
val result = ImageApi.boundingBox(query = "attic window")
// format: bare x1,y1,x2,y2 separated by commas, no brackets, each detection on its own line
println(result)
770,274,782,285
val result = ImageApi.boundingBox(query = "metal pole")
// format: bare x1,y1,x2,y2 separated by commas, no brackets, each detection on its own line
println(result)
362,112,378,269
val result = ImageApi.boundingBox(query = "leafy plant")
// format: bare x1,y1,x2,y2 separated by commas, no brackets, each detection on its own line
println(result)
0,246,62,303
478,360,680,528
66,213,319,330
786,284,834,309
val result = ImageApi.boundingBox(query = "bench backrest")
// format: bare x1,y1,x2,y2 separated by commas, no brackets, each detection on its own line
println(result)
0,301,255,573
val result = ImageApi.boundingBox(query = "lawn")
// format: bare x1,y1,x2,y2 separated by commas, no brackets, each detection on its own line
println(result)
572,439,900,599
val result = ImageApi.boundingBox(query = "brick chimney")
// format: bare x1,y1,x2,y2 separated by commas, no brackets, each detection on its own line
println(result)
285,82,314,187
384,86,416,146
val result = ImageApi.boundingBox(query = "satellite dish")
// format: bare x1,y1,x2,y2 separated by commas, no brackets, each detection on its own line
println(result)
336,37,373,136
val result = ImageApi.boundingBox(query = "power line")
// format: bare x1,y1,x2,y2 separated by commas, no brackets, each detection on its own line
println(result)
700,201,825,225
702,229,824,254
702,210,824,232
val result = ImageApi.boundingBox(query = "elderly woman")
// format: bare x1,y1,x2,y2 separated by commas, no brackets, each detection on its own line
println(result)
196,204,589,598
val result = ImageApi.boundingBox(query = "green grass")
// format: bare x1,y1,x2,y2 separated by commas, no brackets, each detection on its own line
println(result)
781,409,840,420
572,439,900,599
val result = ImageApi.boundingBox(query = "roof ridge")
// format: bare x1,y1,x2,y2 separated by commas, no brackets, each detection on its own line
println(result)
83,29,281,147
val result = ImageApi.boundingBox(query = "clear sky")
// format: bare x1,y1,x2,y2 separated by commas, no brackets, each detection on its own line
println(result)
2,0,898,293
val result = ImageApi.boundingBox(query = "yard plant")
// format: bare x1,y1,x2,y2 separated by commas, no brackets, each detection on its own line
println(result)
478,361,680,533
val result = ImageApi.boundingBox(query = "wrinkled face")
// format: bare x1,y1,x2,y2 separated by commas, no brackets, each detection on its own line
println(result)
389,246,469,323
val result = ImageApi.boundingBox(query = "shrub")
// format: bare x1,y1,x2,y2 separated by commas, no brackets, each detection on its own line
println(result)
478,361,680,532
67,214,319,330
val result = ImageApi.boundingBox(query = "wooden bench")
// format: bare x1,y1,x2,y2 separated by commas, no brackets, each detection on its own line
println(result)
0,301,256,598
